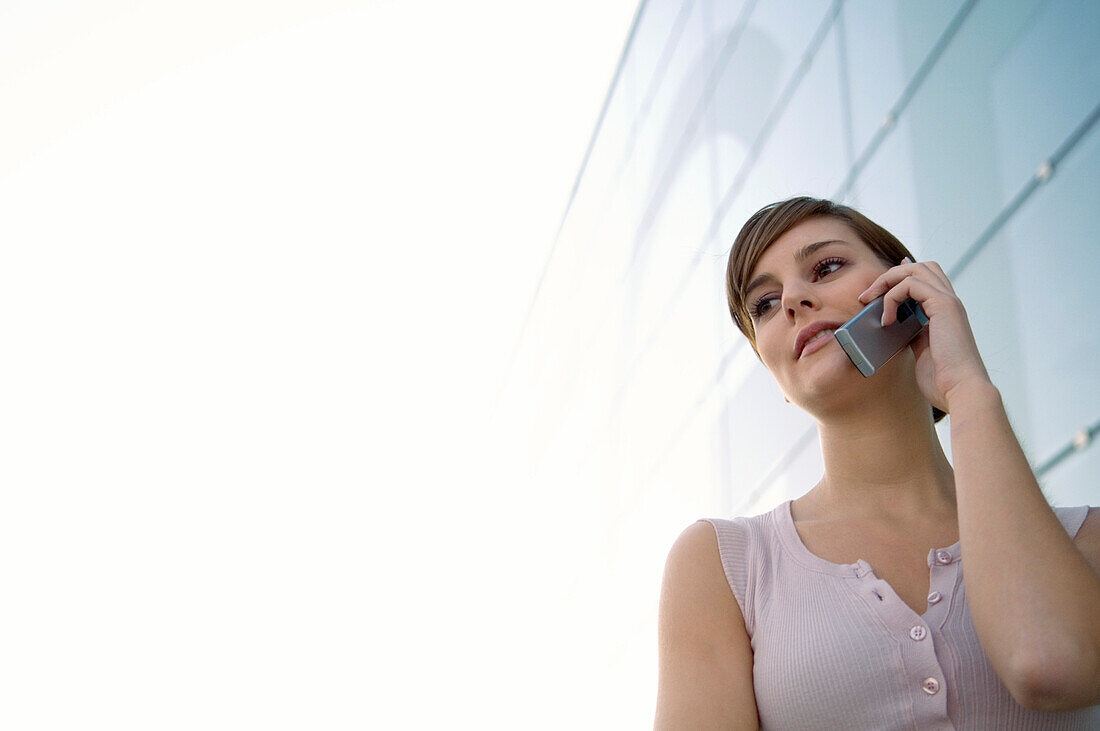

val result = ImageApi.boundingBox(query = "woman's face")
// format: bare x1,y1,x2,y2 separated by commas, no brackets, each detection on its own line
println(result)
745,216,894,408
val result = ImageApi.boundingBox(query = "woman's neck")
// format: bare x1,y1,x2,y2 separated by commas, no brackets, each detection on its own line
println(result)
807,394,957,523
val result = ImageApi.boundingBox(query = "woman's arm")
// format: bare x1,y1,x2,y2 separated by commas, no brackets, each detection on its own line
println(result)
862,258,1100,710
654,521,759,730
947,381,1100,711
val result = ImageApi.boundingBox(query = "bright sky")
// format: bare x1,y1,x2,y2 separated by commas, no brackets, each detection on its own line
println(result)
0,1,641,727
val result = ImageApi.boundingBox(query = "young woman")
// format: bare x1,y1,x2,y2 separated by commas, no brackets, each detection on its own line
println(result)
654,197,1100,729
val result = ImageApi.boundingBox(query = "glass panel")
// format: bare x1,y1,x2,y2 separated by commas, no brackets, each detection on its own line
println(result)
705,0,835,221
952,114,1100,506
990,0,1100,191
715,13,850,244
841,0,967,160
847,0,1100,268
626,0,740,242
722,364,793,490
1041,443,1100,509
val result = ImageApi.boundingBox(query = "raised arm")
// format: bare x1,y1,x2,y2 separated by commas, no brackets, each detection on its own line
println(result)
654,521,759,730
862,258,1100,711
947,382,1100,711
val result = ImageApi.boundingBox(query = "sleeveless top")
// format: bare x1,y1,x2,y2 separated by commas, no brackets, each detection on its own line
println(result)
701,501,1098,730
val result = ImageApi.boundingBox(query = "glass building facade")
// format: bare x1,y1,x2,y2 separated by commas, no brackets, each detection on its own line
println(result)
502,0,1099,518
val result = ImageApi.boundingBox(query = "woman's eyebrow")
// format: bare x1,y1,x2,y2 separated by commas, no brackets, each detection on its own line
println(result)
744,240,852,298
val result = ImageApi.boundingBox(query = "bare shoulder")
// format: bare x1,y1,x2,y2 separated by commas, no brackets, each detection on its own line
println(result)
1072,507,1100,574
660,521,739,636
656,521,758,729
663,521,729,588
660,520,745,624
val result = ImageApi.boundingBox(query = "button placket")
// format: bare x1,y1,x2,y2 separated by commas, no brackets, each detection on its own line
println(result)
847,555,951,726
923,544,961,628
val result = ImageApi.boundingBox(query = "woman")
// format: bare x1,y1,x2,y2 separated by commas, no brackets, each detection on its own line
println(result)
654,197,1100,729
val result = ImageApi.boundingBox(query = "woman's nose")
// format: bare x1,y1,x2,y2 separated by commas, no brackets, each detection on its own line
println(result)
782,288,819,320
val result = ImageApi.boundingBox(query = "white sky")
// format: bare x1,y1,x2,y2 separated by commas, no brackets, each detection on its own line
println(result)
0,1,642,727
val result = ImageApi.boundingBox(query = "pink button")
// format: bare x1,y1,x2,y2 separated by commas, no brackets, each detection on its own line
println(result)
922,677,940,695
909,625,928,641
935,550,953,565
927,591,942,605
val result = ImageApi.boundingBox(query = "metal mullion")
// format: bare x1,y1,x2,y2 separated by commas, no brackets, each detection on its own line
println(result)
1035,419,1100,479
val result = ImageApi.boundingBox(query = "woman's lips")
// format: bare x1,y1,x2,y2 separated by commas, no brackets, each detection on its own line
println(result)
799,329,836,358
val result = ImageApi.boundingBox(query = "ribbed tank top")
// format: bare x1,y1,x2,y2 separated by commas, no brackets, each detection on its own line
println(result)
701,501,1098,730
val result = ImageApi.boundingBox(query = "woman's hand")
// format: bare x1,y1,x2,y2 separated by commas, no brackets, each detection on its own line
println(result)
857,257,992,413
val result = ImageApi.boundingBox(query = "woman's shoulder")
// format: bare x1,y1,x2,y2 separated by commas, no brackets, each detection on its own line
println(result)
666,509,776,576
663,519,758,636
696,501,787,554
672,504,789,619
666,501,791,575
662,521,743,614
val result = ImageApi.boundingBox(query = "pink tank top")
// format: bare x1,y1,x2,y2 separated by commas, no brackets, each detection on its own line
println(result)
702,501,1097,729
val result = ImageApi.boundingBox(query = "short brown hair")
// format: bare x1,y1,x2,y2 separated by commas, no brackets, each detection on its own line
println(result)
726,196,945,422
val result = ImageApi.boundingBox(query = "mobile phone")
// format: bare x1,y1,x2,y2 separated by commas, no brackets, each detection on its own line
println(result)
833,296,928,377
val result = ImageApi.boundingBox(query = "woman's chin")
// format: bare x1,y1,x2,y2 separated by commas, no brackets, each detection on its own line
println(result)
788,348,879,410
795,341,858,381
797,355,920,421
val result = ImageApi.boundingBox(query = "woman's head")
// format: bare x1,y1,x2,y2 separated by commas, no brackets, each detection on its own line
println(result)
727,197,915,345
726,196,946,422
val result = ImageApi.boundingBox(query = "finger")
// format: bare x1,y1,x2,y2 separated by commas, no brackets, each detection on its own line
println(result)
880,274,948,326
923,260,955,292
859,257,916,303
907,324,931,360
859,257,952,304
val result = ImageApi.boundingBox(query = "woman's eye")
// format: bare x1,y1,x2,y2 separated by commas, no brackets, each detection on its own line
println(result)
750,295,777,319
815,257,845,277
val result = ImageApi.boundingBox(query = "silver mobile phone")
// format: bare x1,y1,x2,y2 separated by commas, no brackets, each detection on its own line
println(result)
833,296,928,377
